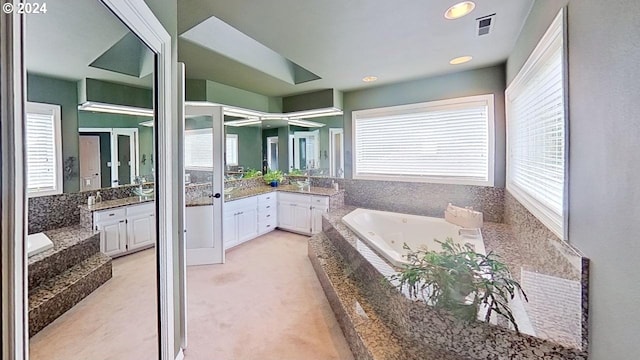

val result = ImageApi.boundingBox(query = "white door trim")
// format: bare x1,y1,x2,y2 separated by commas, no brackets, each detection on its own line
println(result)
184,105,225,266
1,3,27,358
100,1,175,359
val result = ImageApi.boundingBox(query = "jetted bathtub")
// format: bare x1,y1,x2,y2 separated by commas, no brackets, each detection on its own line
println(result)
342,208,486,267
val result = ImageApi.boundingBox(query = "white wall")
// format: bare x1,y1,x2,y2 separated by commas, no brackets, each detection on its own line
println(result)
507,0,640,357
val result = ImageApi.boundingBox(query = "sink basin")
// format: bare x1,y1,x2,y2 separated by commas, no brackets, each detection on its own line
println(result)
133,187,154,197
224,187,235,198
294,180,310,191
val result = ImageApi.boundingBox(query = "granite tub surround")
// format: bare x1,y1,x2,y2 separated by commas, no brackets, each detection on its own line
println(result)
27,225,112,337
309,233,460,360
28,226,100,290
28,184,142,234
503,191,589,350
339,178,505,223
29,253,112,337
319,207,588,359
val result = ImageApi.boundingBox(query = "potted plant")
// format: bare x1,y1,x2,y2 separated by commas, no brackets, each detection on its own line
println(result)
263,170,284,187
392,239,528,332
243,168,262,179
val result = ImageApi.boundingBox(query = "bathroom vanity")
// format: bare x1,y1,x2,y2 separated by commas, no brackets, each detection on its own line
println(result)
79,197,155,257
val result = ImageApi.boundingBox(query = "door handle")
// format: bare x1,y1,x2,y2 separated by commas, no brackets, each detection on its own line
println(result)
213,193,221,199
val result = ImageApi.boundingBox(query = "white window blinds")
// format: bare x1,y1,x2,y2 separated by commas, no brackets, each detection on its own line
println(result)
25,102,63,196
226,134,239,166
353,94,494,186
184,130,239,169
184,129,213,169
506,9,566,239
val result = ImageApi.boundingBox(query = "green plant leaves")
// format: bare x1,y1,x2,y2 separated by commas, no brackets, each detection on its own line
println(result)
391,238,527,331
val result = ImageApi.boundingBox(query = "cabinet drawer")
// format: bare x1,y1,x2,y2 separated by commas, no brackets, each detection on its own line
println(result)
94,208,126,223
258,219,277,233
258,199,277,213
257,192,276,204
258,210,277,222
126,202,154,216
225,196,258,212
311,196,329,208
278,192,310,204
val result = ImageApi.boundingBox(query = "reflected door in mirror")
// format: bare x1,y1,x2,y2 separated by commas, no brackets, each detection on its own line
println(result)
79,135,102,191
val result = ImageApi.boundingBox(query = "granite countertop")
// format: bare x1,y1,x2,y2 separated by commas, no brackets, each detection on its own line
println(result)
28,225,97,265
186,185,344,207
78,196,154,212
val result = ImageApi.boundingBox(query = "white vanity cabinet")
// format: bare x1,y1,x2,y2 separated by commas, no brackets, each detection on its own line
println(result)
223,196,259,249
94,202,155,257
277,192,329,235
257,192,277,235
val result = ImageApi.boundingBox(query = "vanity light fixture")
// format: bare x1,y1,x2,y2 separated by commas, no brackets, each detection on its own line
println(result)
362,76,378,83
78,101,154,117
444,1,476,20
287,119,325,128
224,119,263,127
139,120,154,127
449,55,473,65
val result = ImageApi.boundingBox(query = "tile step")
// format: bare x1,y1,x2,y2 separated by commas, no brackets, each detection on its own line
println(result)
28,231,101,291
28,252,112,337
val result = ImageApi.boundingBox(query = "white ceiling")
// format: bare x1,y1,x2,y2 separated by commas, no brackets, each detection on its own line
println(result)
25,0,153,87
178,0,534,97
24,0,534,98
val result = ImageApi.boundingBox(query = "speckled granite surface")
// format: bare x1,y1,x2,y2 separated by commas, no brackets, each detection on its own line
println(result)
29,253,112,337
28,226,99,291
78,196,153,212
28,184,142,234
338,179,504,223
186,185,345,207
319,207,588,359
309,233,461,360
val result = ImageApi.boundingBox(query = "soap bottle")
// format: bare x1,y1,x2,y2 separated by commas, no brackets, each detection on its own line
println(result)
95,191,103,203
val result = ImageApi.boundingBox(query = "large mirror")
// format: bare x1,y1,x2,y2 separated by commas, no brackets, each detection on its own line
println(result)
25,1,159,358
193,114,344,180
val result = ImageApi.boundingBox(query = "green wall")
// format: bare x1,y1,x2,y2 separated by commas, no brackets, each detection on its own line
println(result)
342,65,507,186
27,74,80,193
225,126,262,170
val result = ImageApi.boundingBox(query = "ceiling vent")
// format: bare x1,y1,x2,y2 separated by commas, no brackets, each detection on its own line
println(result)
476,14,496,36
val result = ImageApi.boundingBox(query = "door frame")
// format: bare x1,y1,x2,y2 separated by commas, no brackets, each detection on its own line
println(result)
184,104,225,266
293,130,320,170
266,136,279,171
1,0,178,359
328,128,344,177
79,135,103,191
79,127,140,186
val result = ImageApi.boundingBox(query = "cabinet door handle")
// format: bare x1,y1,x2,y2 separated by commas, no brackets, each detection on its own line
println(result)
266,225,271,228
291,204,297,207
266,214,271,218
109,213,115,217
266,205,271,209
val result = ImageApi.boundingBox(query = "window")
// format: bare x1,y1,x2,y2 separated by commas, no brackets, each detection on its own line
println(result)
26,102,63,197
184,130,238,169
353,94,494,186
226,133,239,166
506,9,566,239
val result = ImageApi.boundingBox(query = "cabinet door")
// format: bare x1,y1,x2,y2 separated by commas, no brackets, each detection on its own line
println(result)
237,207,258,244
311,206,328,234
293,204,312,234
128,213,154,251
277,201,297,231
99,220,127,257
223,211,238,249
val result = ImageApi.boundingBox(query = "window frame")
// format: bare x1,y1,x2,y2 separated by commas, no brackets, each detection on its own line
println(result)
225,133,239,166
184,128,214,171
25,101,63,197
506,8,568,240
352,94,495,186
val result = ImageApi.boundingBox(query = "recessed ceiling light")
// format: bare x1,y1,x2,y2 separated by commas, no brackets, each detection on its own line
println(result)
444,1,476,20
449,56,473,65
362,76,378,82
